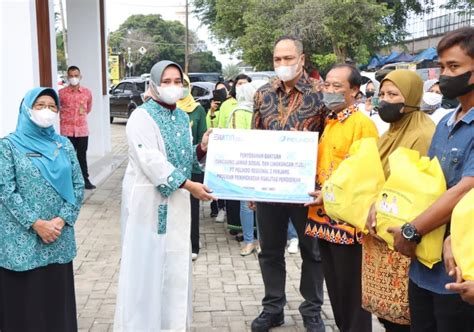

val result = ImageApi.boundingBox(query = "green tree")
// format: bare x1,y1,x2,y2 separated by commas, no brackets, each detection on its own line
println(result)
109,14,206,75
56,32,67,72
194,0,471,67
222,63,240,80
311,53,337,74
188,51,222,72
322,0,390,63
239,0,294,70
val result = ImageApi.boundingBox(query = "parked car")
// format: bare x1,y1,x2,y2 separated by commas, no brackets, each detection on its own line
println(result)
245,71,276,81
109,78,148,123
188,72,223,83
191,81,215,112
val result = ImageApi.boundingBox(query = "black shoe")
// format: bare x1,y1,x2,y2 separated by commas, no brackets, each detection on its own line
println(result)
210,211,218,217
85,181,96,190
251,311,284,332
302,314,325,332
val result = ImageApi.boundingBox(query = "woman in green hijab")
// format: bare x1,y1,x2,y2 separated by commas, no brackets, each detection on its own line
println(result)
361,69,435,331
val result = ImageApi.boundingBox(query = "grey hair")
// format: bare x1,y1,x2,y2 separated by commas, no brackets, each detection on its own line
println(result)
274,35,304,55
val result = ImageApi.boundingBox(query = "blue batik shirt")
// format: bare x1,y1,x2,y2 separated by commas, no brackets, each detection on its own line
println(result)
0,139,84,272
409,106,474,294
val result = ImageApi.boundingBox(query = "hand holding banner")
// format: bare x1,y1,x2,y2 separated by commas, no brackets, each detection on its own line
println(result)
203,129,318,203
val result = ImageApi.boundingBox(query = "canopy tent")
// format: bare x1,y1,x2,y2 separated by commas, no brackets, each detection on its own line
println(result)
367,55,384,69
381,51,399,64
413,47,438,62
386,52,415,64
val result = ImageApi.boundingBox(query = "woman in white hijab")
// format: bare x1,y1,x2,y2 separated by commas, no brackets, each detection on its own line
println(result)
421,79,453,125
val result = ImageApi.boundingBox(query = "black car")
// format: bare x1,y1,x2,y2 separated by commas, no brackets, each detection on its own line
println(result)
188,72,223,83
109,78,148,123
191,81,215,111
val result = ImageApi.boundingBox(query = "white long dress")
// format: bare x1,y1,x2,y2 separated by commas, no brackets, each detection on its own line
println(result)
114,101,197,332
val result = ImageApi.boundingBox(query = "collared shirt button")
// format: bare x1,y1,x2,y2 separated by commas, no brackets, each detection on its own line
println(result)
169,176,174,182
177,132,181,137
181,149,185,154
453,158,458,163
159,184,165,188
171,116,176,121
183,167,187,171
441,157,446,161
449,135,453,140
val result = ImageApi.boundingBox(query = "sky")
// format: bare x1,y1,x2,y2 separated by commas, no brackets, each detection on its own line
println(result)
105,0,235,67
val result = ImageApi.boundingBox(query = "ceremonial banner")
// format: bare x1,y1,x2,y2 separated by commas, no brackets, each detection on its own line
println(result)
204,129,318,203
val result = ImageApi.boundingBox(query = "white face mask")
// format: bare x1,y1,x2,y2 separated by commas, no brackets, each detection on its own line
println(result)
29,108,58,128
156,85,184,104
69,77,80,86
422,92,443,106
275,59,301,82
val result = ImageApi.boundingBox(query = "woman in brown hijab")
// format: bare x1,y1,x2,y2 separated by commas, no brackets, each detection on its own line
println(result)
361,69,435,331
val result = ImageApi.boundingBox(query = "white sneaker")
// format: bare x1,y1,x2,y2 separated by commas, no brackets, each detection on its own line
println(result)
192,253,198,261
215,209,226,223
287,238,299,254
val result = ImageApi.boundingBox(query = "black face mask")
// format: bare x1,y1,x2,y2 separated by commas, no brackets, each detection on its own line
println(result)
377,101,405,123
365,91,375,98
439,71,474,99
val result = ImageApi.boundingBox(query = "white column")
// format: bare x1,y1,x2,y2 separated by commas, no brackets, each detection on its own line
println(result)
66,0,111,160
0,0,40,137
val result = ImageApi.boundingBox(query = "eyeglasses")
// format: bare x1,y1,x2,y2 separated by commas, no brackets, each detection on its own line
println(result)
33,103,58,112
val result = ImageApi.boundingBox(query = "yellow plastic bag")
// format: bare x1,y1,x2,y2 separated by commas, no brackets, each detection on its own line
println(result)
451,189,474,281
376,147,447,268
322,137,385,233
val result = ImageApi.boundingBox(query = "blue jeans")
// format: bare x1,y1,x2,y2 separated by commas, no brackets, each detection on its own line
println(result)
288,219,297,240
241,201,256,244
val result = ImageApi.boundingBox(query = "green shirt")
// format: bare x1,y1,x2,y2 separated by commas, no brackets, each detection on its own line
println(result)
187,104,207,174
217,98,238,129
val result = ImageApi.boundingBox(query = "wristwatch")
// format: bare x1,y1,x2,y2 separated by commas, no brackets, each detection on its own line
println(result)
401,223,422,244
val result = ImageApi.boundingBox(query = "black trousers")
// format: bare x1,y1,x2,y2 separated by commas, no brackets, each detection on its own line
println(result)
0,263,77,332
255,203,324,318
190,172,204,254
409,279,474,332
226,199,241,232
318,240,372,332
68,136,90,182
210,199,225,214
378,318,410,332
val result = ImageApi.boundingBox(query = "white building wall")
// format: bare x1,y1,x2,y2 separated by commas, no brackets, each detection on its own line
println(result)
0,0,41,137
66,0,111,160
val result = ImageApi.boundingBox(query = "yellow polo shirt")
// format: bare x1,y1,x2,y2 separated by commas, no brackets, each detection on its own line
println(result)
307,105,379,244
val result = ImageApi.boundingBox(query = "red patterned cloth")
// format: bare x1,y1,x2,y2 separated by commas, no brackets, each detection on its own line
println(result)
59,85,93,137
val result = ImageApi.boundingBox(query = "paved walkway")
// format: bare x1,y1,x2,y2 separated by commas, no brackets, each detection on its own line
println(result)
74,121,383,331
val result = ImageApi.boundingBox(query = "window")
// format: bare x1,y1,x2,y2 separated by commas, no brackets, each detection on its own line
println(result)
122,83,134,94
191,86,208,98
136,82,146,92
113,83,125,94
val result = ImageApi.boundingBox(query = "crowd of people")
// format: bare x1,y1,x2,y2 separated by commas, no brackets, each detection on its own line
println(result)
0,26,473,332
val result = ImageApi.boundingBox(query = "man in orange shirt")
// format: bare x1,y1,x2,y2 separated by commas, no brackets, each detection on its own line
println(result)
59,66,95,189
306,64,378,332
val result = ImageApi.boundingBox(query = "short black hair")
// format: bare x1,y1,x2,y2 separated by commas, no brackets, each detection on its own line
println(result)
274,35,304,54
437,26,474,58
230,74,252,98
327,64,362,89
234,74,252,83
67,65,81,74
215,81,231,91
